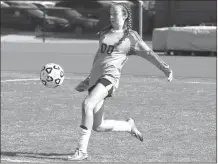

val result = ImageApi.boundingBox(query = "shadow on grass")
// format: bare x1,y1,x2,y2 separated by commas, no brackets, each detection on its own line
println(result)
1,28,19,36
35,32,100,40
1,28,100,40
1,28,39,37
1,28,154,42
1,151,72,161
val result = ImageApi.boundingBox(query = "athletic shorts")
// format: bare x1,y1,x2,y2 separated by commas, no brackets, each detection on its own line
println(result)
88,78,114,98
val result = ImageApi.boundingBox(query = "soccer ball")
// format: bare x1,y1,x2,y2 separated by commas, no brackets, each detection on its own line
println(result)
40,63,65,88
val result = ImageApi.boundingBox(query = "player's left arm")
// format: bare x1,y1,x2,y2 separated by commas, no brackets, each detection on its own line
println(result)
129,31,173,81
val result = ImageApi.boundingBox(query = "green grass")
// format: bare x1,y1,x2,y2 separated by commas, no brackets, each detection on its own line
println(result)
1,72,216,163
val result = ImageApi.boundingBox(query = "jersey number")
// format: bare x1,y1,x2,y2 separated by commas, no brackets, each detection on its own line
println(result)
100,43,114,54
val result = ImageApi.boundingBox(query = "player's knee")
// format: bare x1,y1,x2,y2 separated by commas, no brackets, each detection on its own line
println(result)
93,101,103,113
82,98,95,113
92,125,103,132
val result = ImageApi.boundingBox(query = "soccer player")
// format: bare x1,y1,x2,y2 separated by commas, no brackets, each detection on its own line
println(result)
68,2,173,161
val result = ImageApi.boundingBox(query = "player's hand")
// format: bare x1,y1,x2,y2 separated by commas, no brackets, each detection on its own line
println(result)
75,81,89,92
75,77,90,92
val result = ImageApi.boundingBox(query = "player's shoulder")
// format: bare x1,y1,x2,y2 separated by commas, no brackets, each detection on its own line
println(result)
128,30,143,42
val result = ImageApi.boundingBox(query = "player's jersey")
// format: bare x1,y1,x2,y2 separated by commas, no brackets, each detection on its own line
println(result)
88,29,142,90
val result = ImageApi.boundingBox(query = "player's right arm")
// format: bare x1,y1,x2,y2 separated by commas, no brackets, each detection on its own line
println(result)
75,77,90,92
75,48,100,92
75,31,105,92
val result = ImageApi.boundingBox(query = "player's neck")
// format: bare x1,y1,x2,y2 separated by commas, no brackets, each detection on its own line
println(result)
111,27,124,33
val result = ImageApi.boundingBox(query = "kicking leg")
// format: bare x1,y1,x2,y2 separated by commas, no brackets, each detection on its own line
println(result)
92,100,143,142
93,100,131,132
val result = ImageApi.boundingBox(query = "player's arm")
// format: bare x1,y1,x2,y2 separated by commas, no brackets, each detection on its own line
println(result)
75,49,100,92
92,48,100,66
130,31,173,81
76,33,104,92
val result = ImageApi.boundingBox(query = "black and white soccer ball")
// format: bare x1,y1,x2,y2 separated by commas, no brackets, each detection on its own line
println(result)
40,63,65,88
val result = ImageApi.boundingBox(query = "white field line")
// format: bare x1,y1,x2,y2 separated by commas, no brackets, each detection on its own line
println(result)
1,35,99,43
1,157,46,163
1,78,40,82
1,77,77,83
1,156,101,163
1,77,216,85
184,81,216,85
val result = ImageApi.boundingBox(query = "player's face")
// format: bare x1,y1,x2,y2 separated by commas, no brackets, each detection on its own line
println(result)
110,5,127,30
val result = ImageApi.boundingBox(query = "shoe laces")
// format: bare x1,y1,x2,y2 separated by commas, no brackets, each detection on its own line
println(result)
73,148,81,157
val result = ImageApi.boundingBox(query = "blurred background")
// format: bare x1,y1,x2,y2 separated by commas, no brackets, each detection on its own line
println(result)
1,0,217,56
1,0,216,35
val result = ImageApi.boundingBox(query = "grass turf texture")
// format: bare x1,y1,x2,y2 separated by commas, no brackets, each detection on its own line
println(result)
1,72,216,163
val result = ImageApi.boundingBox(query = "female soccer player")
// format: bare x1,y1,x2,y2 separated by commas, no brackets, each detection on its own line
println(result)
68,2,173,161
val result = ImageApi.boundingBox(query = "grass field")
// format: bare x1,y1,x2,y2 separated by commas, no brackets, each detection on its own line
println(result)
1,71,216,163
1,40,216,163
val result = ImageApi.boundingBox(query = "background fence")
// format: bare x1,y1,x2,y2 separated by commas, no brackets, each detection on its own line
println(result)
154,1,216,28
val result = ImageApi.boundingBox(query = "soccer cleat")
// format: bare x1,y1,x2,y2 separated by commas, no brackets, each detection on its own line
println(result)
67,148,88,161
127,118,143,142
167,70,173,82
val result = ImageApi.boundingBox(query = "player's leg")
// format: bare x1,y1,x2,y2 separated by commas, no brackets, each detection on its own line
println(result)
92,94,143,142
92,100,105,131
93,101,132,132
68,82,109,161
